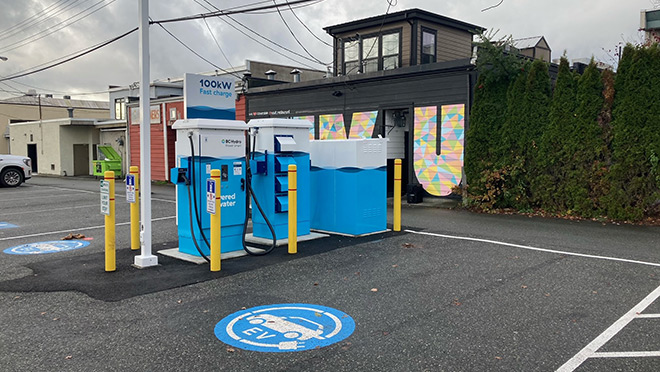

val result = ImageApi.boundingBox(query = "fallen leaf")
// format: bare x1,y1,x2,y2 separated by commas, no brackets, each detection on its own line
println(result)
452,298,462,306
392,264,398,268
495,356,502,360
14,296,20,300
521,285,528,289
382,331,390,336
592,291,598,294
241,307,246,310
177,300,183,304
203,310,209,313
544,293,551,297
315,312,322,317
371,288,378,292
402,242,414,248
226,347,236,353
52,318,59,321
313,282,319,286
40,312,47,316
65,355,73,360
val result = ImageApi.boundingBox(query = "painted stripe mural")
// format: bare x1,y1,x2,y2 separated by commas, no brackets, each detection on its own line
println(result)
348,111,377,139
319,114,346,140
413,104,465,196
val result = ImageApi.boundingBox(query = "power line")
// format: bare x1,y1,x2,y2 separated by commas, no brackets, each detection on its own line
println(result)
0,0,117,54
271,0,328,65
0,27,137,82
154,22,243,79
285,0,332,47
193,0,321,68
202,17,236,73
345,0,396,75
0,0,80,41
151,0,320,25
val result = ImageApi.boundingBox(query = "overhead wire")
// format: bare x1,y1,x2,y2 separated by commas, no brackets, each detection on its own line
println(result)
285,0,332,47
0,0,118,53
202,16,236,72
345,0,396,75
193,0,320,69
271,0,328,65
0,0,80,41
0,27,137,83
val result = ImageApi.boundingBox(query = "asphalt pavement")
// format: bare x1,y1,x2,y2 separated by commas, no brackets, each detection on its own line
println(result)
1,175,659,371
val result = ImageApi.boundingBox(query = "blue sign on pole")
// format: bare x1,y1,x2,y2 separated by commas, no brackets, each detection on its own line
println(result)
214,303,355,352
0,222,18,229
3,240,90,255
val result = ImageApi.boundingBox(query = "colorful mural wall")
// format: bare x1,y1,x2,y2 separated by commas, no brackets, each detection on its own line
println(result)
348,111,377,139
293,115,315,140
319,114,346,140
413,104,465,196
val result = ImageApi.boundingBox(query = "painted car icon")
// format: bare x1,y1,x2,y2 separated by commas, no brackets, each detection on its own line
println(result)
247,314,325,341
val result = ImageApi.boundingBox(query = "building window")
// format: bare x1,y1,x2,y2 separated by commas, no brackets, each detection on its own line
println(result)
344,40,360,75
382,32,399,70
421,29,436,64
114,98,126,120
362,36,379,73
342,29,401,75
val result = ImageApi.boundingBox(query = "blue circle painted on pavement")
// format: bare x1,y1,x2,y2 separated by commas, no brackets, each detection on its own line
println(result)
3,240,90,255
214,303,355,352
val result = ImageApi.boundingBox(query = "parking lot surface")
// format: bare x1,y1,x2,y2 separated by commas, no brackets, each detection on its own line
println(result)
1,176,659,371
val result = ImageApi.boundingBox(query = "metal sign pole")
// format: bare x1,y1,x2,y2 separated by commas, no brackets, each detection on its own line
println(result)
134,0,158,268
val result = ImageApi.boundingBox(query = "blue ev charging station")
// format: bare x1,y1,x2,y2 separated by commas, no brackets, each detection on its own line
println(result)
170,119,247,257
247,118,312,240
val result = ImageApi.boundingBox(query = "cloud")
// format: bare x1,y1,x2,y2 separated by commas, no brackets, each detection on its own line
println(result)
0,0,654,102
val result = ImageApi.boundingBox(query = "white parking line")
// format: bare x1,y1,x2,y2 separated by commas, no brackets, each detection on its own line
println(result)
30,184,176,203
557,284,660,370
405,230,660,268
2,204,98,216
591,351,660,358
0,216,175,242
0,193,83,202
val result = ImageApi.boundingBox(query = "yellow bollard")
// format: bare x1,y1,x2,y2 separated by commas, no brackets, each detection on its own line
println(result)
130,166,140,250
210,169,221,271
105,171,116,272
394,159,402,232
288,164,297,254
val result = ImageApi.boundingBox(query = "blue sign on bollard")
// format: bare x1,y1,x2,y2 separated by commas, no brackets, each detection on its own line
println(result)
3,240,90,255
0,222,18,229
214,303,355,352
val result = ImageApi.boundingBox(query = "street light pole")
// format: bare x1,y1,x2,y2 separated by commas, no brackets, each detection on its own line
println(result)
134,0,158,268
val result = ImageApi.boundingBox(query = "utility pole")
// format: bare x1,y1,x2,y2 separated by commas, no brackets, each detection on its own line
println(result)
134,0,158,268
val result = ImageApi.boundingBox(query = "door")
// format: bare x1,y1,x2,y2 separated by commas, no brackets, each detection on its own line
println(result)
73,144,89,176
382,108,410,196
27,144,38,173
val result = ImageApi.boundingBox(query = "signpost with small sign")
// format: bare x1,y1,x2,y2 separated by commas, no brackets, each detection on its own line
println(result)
207,178,216,215
126,175,136,203
100,180,110,216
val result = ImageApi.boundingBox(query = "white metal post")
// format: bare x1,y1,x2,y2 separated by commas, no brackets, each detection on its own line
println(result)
134,0,158,268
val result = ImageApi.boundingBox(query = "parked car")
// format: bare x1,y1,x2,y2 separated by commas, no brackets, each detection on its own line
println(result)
0,154,32,187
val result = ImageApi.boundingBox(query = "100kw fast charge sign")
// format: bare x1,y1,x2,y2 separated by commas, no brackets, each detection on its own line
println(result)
184,73,236,120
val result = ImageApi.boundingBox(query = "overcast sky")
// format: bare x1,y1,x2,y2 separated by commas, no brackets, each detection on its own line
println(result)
0,0,656,102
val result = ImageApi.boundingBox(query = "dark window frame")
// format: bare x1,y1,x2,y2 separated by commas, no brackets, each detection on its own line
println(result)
341,28,402,75
421,27,437,64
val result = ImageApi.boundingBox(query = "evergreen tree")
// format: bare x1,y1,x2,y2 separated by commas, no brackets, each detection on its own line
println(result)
535,57,576,211
606,44,660,221
566,61,604,217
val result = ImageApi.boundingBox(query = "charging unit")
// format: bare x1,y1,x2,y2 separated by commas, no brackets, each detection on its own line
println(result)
170,119,247,256
309,138,388,236
247,118,311,240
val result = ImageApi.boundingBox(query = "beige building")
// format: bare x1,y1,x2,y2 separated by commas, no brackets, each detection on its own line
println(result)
1,93,109,156
512,36,552,61
641,9,660,44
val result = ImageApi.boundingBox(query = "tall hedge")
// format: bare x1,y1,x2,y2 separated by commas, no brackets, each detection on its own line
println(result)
605,44,660,220
466,37,522,198
535,57,576,211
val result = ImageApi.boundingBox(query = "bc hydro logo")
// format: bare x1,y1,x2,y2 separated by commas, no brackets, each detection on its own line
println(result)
214,303,355,352
3,240,90,255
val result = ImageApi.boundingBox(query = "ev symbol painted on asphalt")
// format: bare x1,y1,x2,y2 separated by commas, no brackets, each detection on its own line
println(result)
0,222,18,229
3,240,90,255
214,303,355,352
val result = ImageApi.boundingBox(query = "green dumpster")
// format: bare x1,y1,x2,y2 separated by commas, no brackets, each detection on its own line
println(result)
93,145,122,177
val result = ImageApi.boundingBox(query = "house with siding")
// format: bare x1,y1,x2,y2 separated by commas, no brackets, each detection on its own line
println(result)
246,9,484,198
